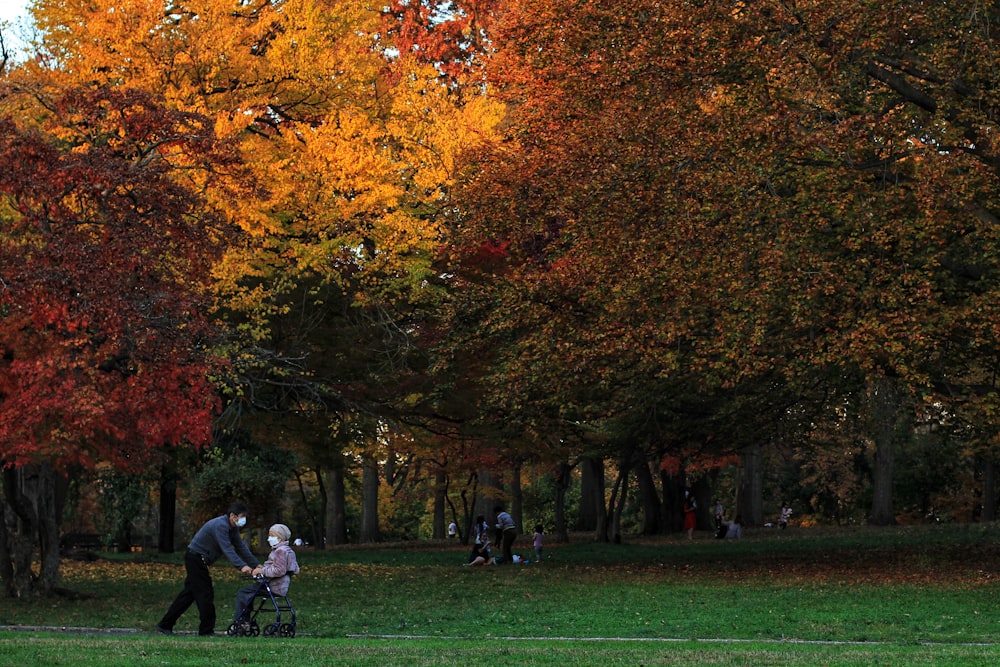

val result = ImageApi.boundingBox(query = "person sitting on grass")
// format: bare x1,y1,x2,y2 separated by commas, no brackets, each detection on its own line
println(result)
465,539,495,566
232,523,299,626
724,515,744,540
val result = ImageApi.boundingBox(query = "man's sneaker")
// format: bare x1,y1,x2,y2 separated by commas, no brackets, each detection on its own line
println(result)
155,624,173,635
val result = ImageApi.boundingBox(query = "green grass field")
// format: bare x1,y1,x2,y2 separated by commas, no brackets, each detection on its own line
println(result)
2,524,999,665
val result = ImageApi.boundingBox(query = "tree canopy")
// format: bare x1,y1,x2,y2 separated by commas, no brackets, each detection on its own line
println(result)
1,0,999,594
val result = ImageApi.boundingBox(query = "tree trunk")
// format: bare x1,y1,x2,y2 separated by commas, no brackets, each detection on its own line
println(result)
294,468,322,548
591,459,609,542
575,457,601,531
432,469,447,540
0,464,63,597
983,457,997,522
457,469,479,545
578,456,606,532
692,475,712,531
475,468,498,522
608,464,629,544
510,460,524,534
157,456,177,553
359,456,381,543
312,466,328,549
660,469,685,533
737,443,764,526
327,465,348,545
634,457,661,535
868,375,904,526
553,461,571,543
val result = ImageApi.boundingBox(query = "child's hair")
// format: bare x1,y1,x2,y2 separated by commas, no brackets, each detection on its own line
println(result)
534,524,543,533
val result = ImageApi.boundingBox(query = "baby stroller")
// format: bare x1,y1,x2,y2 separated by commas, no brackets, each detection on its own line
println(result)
227,574,297,638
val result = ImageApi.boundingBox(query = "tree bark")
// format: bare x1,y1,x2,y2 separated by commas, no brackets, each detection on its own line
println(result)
510,460,524,534
983,457,997,522
475,468,497,522
0,464,63,597
294,468,322,548
660,469,685,532
553,461,571,543
576,457,603,532
312,466,328,549
692,475,712,531
574,458,604,531
359,456,381,543
432,469,447,540
737,443,764,526
634,457,661,535
157,456,177,553
868,376,904,526
590,459,609,542
326,465,348,545
608,464,629,544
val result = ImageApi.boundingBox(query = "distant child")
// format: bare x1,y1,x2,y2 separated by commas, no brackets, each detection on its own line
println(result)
532,524,544,562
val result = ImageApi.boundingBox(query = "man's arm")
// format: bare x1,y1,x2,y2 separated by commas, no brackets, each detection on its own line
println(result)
215,522,258,569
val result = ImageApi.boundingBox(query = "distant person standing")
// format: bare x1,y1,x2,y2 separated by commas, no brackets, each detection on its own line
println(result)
447,521,458,539
779,503,792,529
157,503,259,636
532,524,544,562
713,499,725,539
494,505,517,564
683,492,698,540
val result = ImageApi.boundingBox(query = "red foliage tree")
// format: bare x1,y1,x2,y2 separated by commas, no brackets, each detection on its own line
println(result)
380,0,498,82
0,84,242,596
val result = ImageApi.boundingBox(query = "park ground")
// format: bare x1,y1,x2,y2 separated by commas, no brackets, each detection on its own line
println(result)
2,524,1000,665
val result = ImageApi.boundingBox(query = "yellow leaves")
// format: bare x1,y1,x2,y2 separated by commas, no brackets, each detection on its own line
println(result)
60,558,181,585
24,0,504,369
695,84,732,115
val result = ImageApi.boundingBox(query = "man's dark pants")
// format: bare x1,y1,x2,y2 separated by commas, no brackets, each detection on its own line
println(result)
501,528,516,563
159,551,216,635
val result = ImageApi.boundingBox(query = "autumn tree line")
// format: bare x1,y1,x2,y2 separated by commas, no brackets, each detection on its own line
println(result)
0,1,998,596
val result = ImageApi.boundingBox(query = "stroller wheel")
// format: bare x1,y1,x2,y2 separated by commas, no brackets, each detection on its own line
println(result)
226,623,239,637
263,622,280,637
249,620,261,637
279,623,295,638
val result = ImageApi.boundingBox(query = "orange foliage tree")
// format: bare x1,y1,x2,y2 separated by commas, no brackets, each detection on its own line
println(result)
444,0,1000,528
16,0,504,544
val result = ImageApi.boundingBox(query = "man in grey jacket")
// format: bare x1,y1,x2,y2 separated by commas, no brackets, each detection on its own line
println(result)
157,502,259,636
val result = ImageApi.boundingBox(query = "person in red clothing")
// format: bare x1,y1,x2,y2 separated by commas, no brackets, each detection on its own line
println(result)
683,492,698,540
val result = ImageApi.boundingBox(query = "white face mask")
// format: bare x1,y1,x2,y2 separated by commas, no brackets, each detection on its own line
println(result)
235,516,247,528
267,535,281,548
